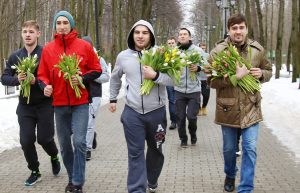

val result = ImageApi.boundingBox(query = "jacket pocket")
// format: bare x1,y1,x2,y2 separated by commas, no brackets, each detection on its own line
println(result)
216,97,240,126
216,98,237,112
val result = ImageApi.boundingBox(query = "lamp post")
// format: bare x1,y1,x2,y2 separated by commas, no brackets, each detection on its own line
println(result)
204,25,216,52
215,0,236,39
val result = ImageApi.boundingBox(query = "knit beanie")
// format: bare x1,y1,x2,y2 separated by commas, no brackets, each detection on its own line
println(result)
53,10,75,30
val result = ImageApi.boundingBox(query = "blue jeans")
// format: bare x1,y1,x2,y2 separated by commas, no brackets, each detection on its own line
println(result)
54,104,89,186
221,123,259,193
166,86,176,123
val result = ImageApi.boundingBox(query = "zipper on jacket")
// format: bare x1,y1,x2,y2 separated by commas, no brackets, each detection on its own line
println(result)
138,51,144,114
62,35,71,106
185,66,188,94
157,84,161,105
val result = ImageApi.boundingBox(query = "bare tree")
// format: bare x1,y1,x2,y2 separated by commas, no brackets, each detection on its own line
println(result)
255,0,265,46
291,0,299,83
275,0,284,79
245,0,254,38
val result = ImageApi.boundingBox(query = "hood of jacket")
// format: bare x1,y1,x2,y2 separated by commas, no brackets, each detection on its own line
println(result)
127,20,155,50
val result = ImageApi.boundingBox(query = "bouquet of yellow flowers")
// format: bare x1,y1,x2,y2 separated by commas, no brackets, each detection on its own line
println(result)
12,54,38,104
182,50,203,80
206,44,260,94
55,54,86,98
139,46,184,95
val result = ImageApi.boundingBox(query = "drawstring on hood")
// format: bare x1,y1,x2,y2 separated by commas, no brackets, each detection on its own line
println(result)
127,20,156,50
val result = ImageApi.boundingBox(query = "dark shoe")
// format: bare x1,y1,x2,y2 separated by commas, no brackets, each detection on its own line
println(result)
148,183,157,193
86,150,91,161
169,122,176,130
224,176,235,192
180,141,188,148
191,136,197,145
73,185,83,193
92,132,97,149
24,170,42,186
65,182,74,192
51,155,61,176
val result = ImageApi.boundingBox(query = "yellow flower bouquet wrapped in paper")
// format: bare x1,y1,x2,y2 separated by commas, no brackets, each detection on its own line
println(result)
139,46,185,95
12,54,38,104
206,44,260,94
55,53,86,98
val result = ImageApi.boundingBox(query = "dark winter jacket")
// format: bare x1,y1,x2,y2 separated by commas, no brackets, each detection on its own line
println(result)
38,30,102,106
1,45,52,105
208,37,272,129
89,57,109,100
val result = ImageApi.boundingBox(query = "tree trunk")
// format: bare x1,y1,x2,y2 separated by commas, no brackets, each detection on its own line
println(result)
298,0,300,88
111,0,117,70
255,0,265,47
264,0,268,51
245,0,253,38
250,0,259,40
270,0,274,64
141,0,152,20
291,0,298,82
275,0,284,79
85,1,91,36
286,34,292,73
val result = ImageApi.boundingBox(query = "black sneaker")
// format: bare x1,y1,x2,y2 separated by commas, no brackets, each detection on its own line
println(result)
24,170,41,186
51,155,61,176
148,183,157,192
65,182,74,192
180,141,188,148
169,122,176,130
86,150,91,161
224,176,235,192
191,136,197,145
92,132,97,149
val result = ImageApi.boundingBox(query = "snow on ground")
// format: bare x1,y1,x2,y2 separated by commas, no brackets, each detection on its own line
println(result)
261,68,300,160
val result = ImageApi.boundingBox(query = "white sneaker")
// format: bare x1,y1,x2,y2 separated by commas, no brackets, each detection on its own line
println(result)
148,184,157,192
236,150,241,156
149,187,157,193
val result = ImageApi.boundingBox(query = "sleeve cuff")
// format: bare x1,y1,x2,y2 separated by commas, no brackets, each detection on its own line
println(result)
197,66,202,72
152,71,160,81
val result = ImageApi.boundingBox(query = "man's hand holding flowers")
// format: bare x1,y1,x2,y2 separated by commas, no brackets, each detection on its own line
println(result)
143,65,157,79
71,74,83,86
189,63,199,72
18,72,35,85
250,67,263,79
236,62,249,80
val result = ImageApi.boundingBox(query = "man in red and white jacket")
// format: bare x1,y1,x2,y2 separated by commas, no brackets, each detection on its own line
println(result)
38,10,101,193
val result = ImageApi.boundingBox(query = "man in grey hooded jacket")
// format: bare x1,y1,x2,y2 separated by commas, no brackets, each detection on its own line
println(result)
109,20,173,193
175,27,207,147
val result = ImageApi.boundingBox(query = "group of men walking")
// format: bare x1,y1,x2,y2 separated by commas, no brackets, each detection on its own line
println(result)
1,10,271,193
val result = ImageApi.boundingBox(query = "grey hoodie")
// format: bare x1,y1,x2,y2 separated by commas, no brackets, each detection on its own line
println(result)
109,20,173,114
174,44,207,93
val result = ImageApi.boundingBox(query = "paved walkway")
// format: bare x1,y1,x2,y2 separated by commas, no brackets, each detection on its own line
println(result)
0,91,300,193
